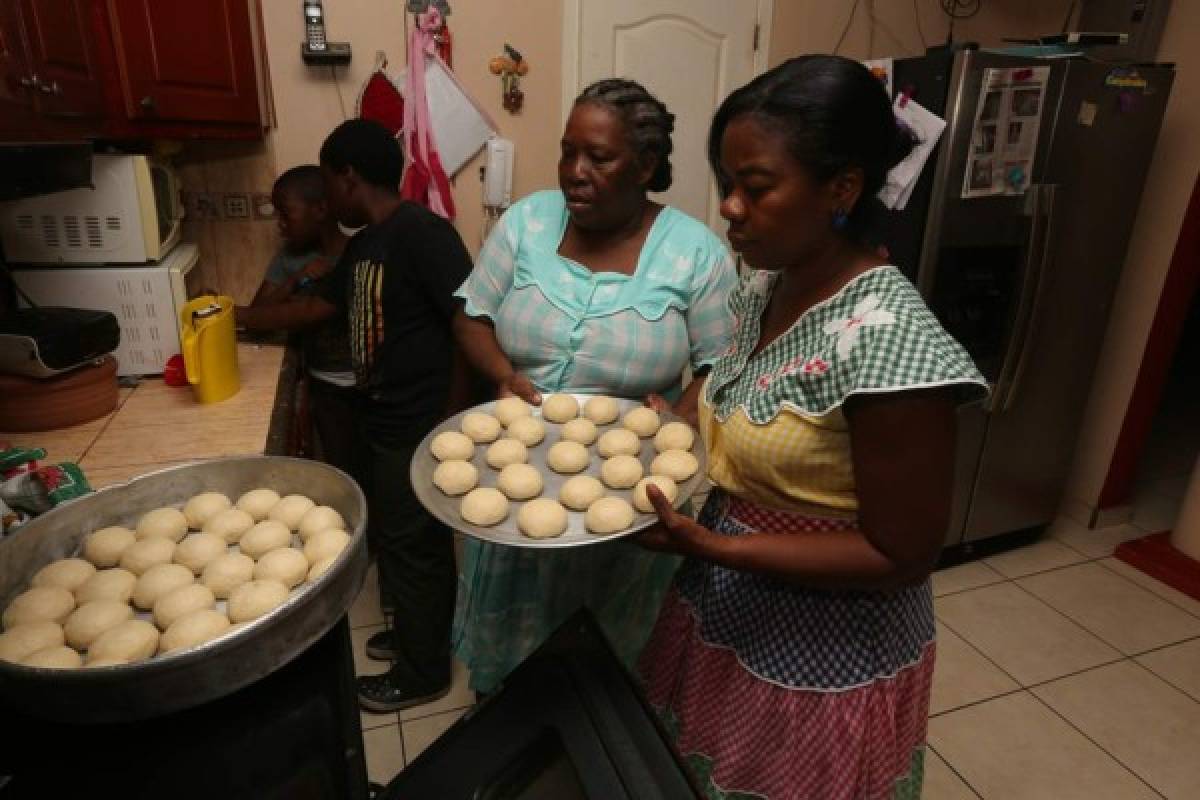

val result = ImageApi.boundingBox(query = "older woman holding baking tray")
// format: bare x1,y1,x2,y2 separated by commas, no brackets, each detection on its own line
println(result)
445,78,737,695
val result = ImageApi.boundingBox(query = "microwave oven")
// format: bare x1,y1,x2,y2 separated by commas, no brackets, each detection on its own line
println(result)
0,153,183,264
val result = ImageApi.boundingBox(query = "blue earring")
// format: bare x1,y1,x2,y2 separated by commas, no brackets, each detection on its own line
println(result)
831,208,849,231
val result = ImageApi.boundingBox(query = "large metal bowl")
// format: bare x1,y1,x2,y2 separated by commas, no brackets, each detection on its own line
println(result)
0,456,368,723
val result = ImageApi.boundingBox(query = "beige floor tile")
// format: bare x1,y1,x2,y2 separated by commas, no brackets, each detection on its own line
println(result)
931,623,1019,715
924,747,980,800
1098,557,1200,618
1133,489,1183,534
402,707,468,765
1137,638,1200,702
1018,562,1200,655
349,562,384,629
982,539,1087,579
928,692,1157,800
363,723,406,784
935,582,1121,686
932,561,1005,597
1034,660,1200,799
400,658,476,721
1049,516,1147,559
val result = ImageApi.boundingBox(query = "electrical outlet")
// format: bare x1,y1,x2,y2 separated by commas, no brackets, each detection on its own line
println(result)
251,193,276,220
223,193,251,219
185,191,221,221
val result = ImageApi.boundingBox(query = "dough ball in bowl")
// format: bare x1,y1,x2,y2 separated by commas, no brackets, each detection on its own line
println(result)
183,492,232,529
307,556,336,583
506,416,546,447
486,438,527,470
546,441,589,474
303,529,350,565
433,460,479,496
133,563,195,611
461,411,503,444
517,498,568,539
119,537,176,576
494,396,532,427
254,547,309,589
654,422,696,453
32,558,95,593
174,533,228,575
201,552,256,599
597,429,640,458
0,621,64,664
3,586,75,629
560,418,598,446
23,645,82,669
64,600,134,650
496,463,543,500
135,507,188,542
75,568,136,605
585,497,636,535
268,494,315,531
83,526,136,568
541,394,580,423
239,520,293,560
203,508,256,543
88,619,159,663
651,449,700,482
632,475,679,513
431,431,475,461
160,609,230,654
153,583,216,631
227,579,290,624
601,455,644,489
583,396,620,425
622,407,661,438
460,488,509,527
559,475,605,511
298,506,346,541
236,488,281,521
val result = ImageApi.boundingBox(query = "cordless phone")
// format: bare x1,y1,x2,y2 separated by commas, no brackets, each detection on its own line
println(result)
301,0,352,65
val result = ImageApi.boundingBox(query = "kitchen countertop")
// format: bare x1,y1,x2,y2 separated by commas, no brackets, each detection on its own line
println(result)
0,342,293,490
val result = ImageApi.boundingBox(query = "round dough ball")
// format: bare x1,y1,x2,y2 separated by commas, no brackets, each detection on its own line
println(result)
431,430,475,461
119,537,176,576
303,528,350,565
433,460,479,496
239,520,293,560
506,416,546,447
153,583,216,630
559,475,606,511
486,438,527,470
23,645,82,669
541,394,580,423
236,488,281,521
0,621,64,664
254,547,309,589
268,494,315,531
583,396,620,425
585,497,636,534
3,586,75,629
461,411,503,444
517,498,568,539
560,418,598,446
83,526,136,568
494,396,532,427
183,492,231,529
135,507,188,542
87,619,159,663
64,600,134,650
298,506,346,541
460,488,509,526
227,579,289,624
632,475,679,513
75,568,136,605
651,449,700,482
133,563,194,611
31,558,95,592
160,609,230,654
496,463,543,500
597,429,640,458
307,556,336,583
201,552,256,599
601,455,644,489
174,533,228,575
546,441,589,474
654,421,696,453
622,407,661,438
203,508,256,543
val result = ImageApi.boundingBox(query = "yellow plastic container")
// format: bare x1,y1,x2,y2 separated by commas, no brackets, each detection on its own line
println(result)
179,294,240,404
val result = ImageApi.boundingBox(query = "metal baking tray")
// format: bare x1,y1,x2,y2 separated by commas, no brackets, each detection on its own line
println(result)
411,395,706,548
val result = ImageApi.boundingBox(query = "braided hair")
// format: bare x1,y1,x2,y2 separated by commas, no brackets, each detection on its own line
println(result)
575,79,675,192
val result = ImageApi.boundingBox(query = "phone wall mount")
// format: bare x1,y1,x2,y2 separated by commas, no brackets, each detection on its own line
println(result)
302,41,352,65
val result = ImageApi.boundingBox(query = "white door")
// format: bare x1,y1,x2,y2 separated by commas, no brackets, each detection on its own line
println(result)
563,0,772,232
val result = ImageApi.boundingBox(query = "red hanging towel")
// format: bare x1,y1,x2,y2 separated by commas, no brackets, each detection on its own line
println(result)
400,7,455,219
357,55,405,136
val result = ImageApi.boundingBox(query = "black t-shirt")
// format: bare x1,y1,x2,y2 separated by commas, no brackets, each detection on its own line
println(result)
320,202,472,443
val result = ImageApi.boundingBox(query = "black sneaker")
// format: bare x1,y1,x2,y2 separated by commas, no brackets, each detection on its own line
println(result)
366,630,399,661
357,672,452,713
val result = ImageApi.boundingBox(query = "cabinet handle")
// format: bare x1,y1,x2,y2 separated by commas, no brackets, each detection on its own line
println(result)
19,74,38,89
38,80,61,96
140,95,156,110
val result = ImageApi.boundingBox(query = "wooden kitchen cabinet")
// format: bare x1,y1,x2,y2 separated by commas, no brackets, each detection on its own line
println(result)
0,0,38,138
16,0,106,119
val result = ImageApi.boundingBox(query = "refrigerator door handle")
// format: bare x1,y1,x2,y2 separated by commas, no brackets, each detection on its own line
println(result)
1002,184,1058,412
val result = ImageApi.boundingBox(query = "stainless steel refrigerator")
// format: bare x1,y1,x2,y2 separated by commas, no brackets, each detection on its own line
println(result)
882,49,1174,553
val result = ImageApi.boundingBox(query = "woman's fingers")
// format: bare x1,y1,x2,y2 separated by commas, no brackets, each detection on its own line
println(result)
644,393,672,413
646,484,676,522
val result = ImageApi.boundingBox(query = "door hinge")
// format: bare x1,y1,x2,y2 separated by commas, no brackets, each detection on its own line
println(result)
753,22,760,51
